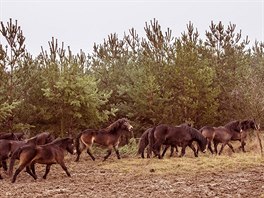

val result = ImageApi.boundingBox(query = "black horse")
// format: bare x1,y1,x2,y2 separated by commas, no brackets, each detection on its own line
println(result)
149,124,207,159
75,118,133,161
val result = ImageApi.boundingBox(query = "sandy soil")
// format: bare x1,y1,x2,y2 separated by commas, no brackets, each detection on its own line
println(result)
1,155,264,198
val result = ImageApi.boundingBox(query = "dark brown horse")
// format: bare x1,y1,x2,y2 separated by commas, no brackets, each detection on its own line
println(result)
200,120,242,154
149,124,207,159
0,132,54,173
75,118,133,162
9,137,74,183
200,120,256,154
137,128,177,158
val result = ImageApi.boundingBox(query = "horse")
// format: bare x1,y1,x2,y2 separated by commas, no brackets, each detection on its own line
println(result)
138,128,177,158
200,120,242,155
75,118,133,162
201,120,256,155
9,137,74,183
149,124,207,159
0,132,55,173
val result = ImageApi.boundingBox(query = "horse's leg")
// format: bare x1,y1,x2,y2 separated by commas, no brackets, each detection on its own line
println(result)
141,152,145,159
161,145,169,158
113,146,121,159
12,162,29,183
170,146,174,157
213,141,218,155
75,140,86,162
218,142,227,155
86,147,96,161
75,146,84,162
43,164,51,179
208,141,214,154
180,145,187,157
153,141,162,159
2,160,8,171
226,142,235,153
30,163,37,179
59,162,71,177
146,146,151,158
103,149,112,161
241,141,246,152
25,166,37,180
174,146,179,156
188,143,198,157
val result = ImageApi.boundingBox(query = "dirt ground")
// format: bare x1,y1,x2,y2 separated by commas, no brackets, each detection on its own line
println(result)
1,154,264,198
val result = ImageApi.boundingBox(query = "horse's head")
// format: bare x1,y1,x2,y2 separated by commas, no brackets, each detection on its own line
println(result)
241,119,260,131
119,118,133,132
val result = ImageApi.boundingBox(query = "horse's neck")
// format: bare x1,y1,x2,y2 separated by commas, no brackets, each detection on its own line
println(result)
113,128,124,137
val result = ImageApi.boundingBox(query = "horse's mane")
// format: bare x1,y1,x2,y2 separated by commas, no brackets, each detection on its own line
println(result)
104,118,129,134
224,120,241,132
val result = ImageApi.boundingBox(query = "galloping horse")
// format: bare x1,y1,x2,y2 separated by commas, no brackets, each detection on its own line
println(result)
149,124,207,159
9,137,74,183
75,118,133,161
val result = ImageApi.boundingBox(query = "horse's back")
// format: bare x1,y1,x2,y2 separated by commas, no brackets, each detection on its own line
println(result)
214,126,233,142
154,125,192,144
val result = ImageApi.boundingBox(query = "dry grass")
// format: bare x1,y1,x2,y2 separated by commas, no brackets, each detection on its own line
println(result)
99,132,264,176
100,152,264,177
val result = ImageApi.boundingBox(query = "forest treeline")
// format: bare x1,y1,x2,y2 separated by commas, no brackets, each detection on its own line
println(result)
0,18,263,137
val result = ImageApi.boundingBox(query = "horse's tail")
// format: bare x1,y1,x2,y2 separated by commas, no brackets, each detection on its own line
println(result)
75,132,83,156
9,147,22,176
190,128,207,152
148,127,156,153
137,130,150,157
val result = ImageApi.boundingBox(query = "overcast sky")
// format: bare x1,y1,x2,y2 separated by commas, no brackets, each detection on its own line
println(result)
0,0,263,56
